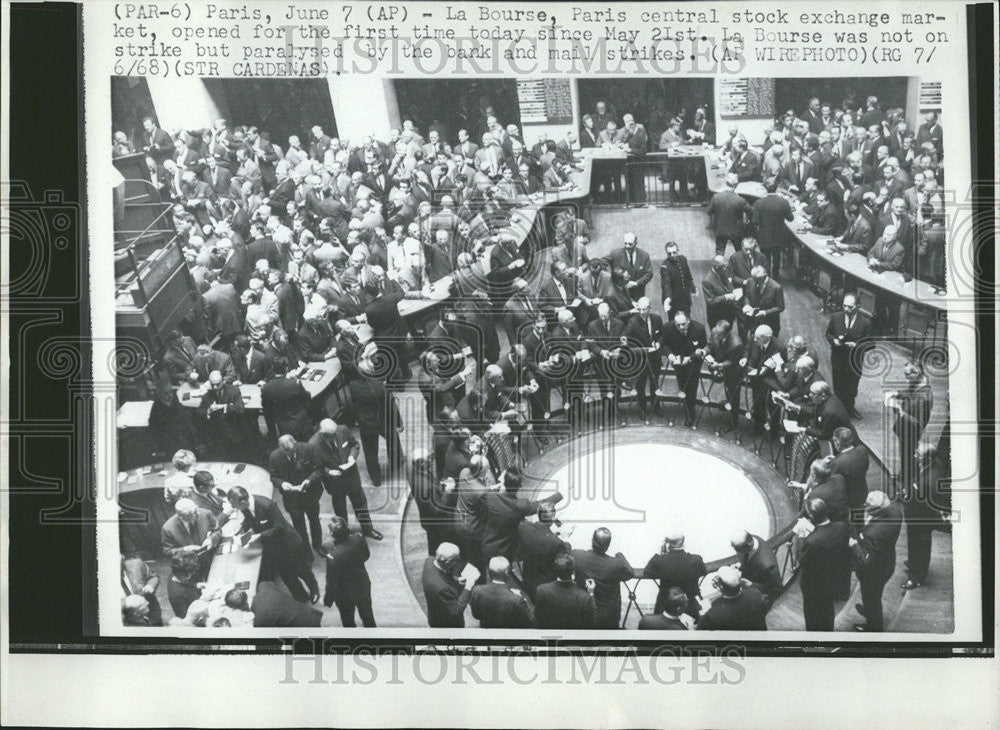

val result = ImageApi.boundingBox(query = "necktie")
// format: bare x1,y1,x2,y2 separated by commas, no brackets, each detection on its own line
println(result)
121,571,134,596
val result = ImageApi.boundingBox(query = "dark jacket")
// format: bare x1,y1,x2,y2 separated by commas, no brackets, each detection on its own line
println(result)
516,521,570,597
708,190,750,239
261,376,314,441
644,550,707,616
752,194,794,251
572,549,635,629
738,535,783,599
828,446,871,509
853,502,903,580
421,556,470,628
799,521,851,599
533,579,596,629
323,533,372,606
481,491,560,562
659,255,697,314
697,585,770,630
470,582,534,628
252,581,322,627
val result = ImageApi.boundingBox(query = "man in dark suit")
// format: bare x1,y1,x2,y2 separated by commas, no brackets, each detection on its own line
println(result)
140,116,174,162
190,343,236,383
227,486,320,603
421,542,480,628
889,360,934,492
585,302,628,426
825,294,873,418
260,361,314,443
188,470,228,516
533,552,597,629
743,324,782,431
659,241,697,320
730,140,761,182
231,336,272,385
309,419,383,540
799,460,850,524
470,556,534,628
806,190,846,237
702,255,741,328
268,434,324,555
198,370,252,461
637,586,695,630
252,581,323,627
730,529,782,602
707,174,750,256
608,232,653,301
202,155,235,198
728,237,769,283
323,516,375,627
802,381,855,442
740,266,785,338
349,350,403,487
900,443,950,589
915,111,943,156
480,468,562,564
697,566,771,630
643,532,707,618
407,448,456,555
850,491,903,631
798,497,851,630
782,147,814,192
660,311,708,427
363,273,410,382
623,297,663,424
828,427,871,513
705,319,745,431
572,527,635,629
537,261,581,327
202,278,243,351
516,503,570,599
751,180,794,278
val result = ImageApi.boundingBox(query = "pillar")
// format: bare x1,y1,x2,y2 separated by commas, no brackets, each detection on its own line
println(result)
327,77,400,141
146,77,221,133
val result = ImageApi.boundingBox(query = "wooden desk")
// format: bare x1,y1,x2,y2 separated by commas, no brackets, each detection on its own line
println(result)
175,359,342,410
117,461,274,596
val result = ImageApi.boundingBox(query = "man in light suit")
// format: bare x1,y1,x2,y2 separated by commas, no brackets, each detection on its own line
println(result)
160,498,220,579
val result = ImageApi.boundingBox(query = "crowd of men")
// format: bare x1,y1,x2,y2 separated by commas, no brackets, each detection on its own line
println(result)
118,88,950,631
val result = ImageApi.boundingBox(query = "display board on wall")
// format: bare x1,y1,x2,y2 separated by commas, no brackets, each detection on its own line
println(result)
918,80,942,110
718,78,776,118
517,79,574,125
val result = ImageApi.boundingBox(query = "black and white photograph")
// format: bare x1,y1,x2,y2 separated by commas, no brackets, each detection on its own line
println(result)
109,72,958,634
2,0,996,727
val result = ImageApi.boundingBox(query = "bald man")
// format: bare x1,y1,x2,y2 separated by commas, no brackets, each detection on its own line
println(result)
197,369,253,460
696,566,770,630
160,497,220,580
623,296,664,424
730,529,782,601
469,557,534,628
308,419,383,540
421,542,480,628
572,528,634,629
268,434,325,555
586,301,628,426
644,532,707,618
